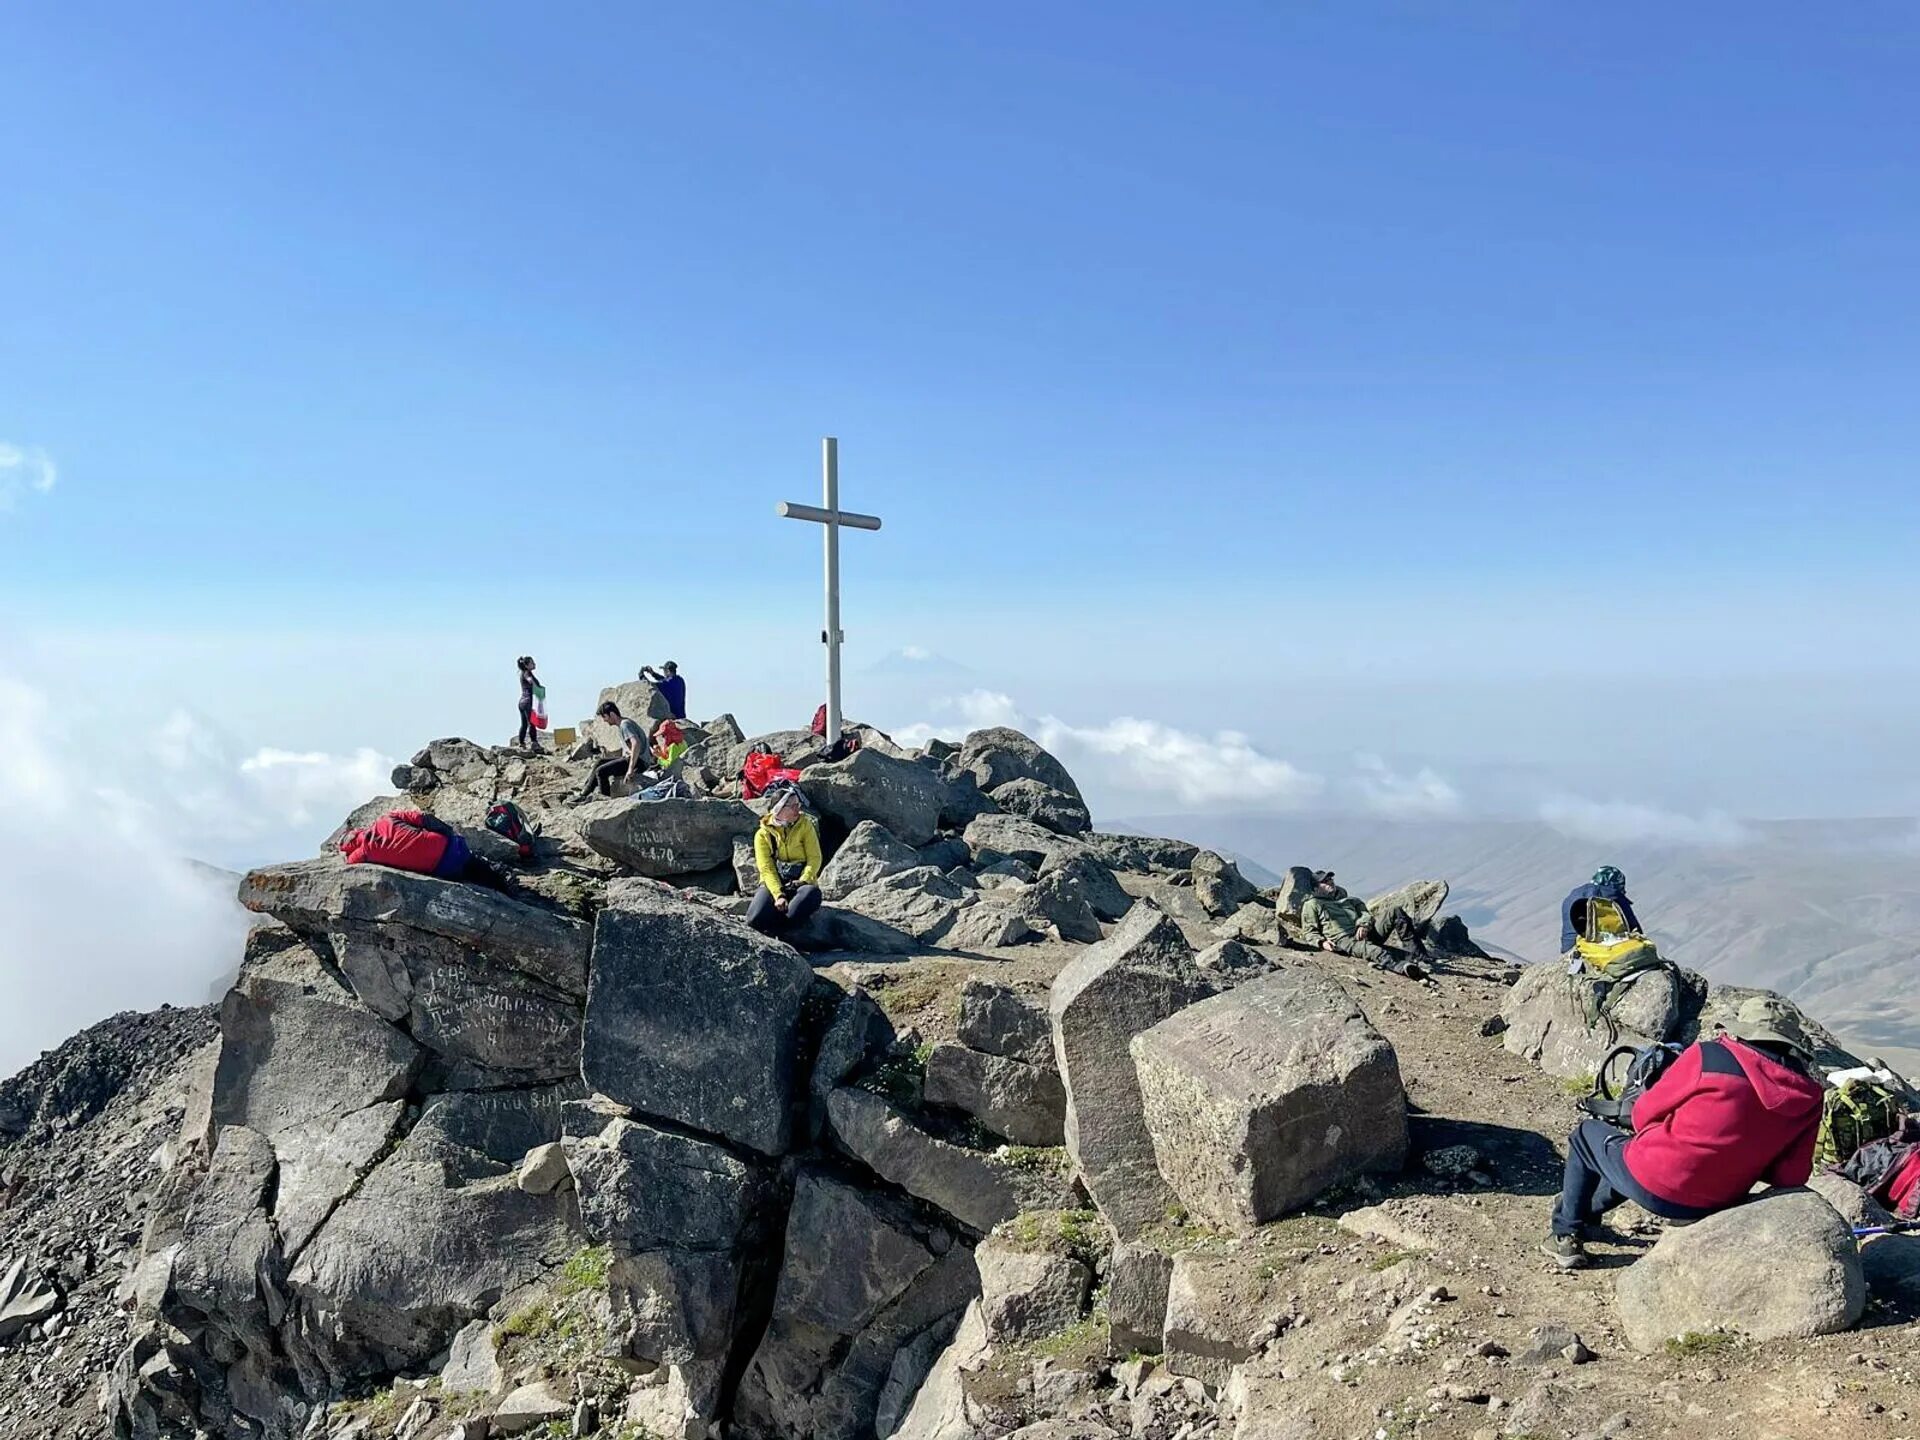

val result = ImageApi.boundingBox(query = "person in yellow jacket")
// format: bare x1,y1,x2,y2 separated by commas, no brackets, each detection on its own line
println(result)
746,783,824,936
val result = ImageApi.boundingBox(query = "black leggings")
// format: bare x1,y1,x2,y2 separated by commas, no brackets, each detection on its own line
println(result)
518,698,538,747
746,884,822,936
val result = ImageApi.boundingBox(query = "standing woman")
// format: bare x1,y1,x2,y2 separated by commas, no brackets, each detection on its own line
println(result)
516,656,544,753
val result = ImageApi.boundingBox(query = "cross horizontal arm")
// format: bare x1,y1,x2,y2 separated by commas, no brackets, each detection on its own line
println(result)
777,500,883,531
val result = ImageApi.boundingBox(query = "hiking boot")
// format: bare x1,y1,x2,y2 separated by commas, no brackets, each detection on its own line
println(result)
1541,1235,1589,1271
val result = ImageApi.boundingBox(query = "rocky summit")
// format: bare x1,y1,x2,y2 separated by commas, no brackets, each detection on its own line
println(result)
2,697,1917,1440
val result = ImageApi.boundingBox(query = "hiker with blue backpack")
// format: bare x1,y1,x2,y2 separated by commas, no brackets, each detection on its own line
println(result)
1544,998,1825,1271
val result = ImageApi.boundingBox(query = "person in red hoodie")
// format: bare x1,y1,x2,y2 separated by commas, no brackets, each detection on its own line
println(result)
338,809,509,892
1545,1002,1825,1270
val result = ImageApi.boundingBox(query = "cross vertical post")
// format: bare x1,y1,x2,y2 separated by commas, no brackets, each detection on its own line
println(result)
822,436,842,745
777,438,883,747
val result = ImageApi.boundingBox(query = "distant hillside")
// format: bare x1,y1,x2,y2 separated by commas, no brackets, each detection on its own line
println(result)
1124,813,1920,1074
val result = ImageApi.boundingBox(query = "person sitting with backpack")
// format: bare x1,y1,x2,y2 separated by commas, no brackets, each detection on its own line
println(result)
1544,999,1826,1270
1560,864,1646,960
746,783,823,937
338,809,508,891
1298,871,1431,979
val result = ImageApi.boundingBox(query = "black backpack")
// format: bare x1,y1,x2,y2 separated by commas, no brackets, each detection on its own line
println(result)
485,800,535,860
1583,1042,1685,1127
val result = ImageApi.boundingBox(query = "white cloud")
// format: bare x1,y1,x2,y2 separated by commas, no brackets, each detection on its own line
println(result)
896,690,1323,812
0,442,58,510
1353,753,1464,818
0,671,396,1077
1538,794,1754,848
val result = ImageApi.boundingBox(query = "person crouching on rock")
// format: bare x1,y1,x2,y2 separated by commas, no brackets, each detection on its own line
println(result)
1543,1002,1824,1271
747,783,823,936
580,701,657,799
1299,871,1431,979
338,809,508,891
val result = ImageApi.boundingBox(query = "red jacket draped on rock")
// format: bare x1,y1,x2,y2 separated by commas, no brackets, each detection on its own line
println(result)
338,809,452,875
1624,1036,1823,1210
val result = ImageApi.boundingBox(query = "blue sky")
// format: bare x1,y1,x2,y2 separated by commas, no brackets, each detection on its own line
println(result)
3,2,1918,821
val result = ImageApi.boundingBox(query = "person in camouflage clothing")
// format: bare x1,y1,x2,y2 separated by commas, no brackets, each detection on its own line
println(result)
1299,871,1431,978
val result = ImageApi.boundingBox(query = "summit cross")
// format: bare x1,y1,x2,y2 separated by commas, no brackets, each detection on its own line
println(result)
777,436,883,745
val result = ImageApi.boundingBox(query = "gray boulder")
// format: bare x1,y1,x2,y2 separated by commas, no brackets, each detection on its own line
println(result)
809,986,898,1142
975,1230,1092,1344
840,867,972,944
581,886,814,1155
804,749,952,847
1017,866,1103,944
1082,832,1200,874
944,901,1037,950
239,857,590,997
1042,851,1133,923
923,1046,1067,1147
1215,902,1280,946
1049,908,1205,1239
1131,966,1408,1231
1107,1243,1173,1355
0,1256,63,1345
827,1088,1022,1233
1365,878,1450,927
786,906,922,956
1193,938,1271,983
569,1116,772,1412
161,1126,282,1363
957,728,1083,803
989,779,1092,837
578,797,759,878
1190,852,1257,918
1269,866,1318,918
1162,1249,1288,1386
957,980,1055,1066
917,836,973,873
964,813,1071,871
1615,1188,1866,1351
819,821,921,900
1501,963,1697,1080
734,1172,976,1440
288,1087,583,1385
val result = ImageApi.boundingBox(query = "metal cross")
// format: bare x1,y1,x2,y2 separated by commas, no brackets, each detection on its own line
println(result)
777,437,882,745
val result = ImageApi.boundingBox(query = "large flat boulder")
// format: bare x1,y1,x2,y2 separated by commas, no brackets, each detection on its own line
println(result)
840,868,972,944
1049,907,1205,1239
818,820,921,900
1615,1188,1866,1351
826,1088,1022,1233
803,749,952,848
582,887,815,1155
923,1045,1066,1147
965,813,1074,871
239,857,589,996
578,797,760,878
1131,966,1408,1230
1501,962,1695,1080
957,728,1083,804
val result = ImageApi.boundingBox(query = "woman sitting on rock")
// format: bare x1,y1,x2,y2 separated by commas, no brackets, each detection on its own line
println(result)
747,783,823,936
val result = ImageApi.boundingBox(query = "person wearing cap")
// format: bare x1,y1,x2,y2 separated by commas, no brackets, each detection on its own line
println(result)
1298,871,1431,979
640,661,687,737
746,783,824,936
1543,1001,1826,1270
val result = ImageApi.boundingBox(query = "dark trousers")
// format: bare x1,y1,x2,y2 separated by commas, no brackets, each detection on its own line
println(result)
1552,1118,1710,1237
518,699,538,747
746,884,822,936
582,756,654,798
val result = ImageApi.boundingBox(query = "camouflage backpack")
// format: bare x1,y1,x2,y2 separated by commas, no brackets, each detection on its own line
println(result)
1817,1079,1909,1169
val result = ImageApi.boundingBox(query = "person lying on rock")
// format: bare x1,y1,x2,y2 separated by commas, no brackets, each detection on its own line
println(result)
579,701,659,799
1298,871,1431,979
1543,1002,1825,1271
747,783,824,936
338,809,509,891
